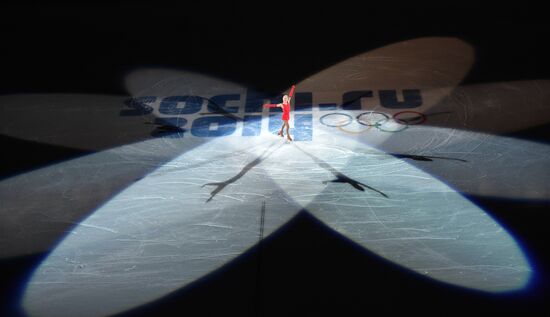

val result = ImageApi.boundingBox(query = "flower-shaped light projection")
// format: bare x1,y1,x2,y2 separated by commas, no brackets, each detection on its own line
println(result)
0,38,543,316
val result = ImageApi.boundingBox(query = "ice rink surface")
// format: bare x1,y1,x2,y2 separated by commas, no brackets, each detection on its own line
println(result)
0,20,548,316
18,131,535,316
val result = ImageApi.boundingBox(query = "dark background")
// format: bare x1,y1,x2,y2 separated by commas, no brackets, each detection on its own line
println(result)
1,1,549,316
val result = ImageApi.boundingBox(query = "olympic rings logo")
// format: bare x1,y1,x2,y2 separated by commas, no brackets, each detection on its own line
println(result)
319,111,427,133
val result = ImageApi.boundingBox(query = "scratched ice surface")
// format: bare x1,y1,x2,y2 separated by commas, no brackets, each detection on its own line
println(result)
324,111,550,201
16,37,543,316
23,124,532,316
0,137,206,258
369,125,550,201
274,127,532,292
287,141,532,292
22,136,302,317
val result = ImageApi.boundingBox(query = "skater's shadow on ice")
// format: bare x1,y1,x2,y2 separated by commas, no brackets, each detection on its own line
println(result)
293,144,389,198
202,141,282,202
390,153,467,162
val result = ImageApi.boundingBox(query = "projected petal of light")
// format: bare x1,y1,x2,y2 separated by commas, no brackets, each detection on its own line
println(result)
360,124,550,201
23,136,306,317
0,72,249,259
283,140,532,293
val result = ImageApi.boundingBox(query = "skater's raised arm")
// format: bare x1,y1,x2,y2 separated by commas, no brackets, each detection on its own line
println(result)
288,85,296,102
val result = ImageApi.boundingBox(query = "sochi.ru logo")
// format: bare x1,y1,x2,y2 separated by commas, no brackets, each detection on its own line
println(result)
120,89,422,141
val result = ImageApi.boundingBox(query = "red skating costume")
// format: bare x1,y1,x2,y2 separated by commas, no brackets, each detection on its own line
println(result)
263,85,295,121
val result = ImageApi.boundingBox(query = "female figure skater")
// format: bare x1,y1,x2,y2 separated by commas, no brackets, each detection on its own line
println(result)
263,85,295,141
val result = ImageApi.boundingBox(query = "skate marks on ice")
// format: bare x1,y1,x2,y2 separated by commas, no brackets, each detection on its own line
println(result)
22,135,532,316
0,37,539,315
202,141,283,202
293,143,388,197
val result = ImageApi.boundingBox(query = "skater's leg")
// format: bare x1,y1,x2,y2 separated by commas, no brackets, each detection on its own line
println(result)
278,123,284,136
285,121,292,141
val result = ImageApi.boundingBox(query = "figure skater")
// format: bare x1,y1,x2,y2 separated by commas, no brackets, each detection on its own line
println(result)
263,85,295,141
